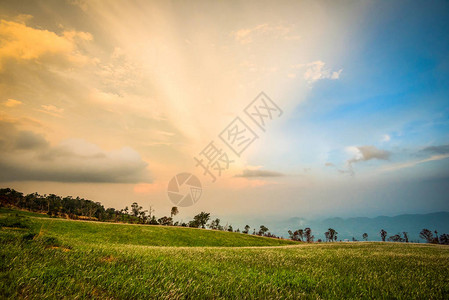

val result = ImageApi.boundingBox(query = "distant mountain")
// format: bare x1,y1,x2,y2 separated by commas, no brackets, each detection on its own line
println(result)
269,212,449,242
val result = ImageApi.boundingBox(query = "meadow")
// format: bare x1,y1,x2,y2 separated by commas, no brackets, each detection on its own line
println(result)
1,209,449,299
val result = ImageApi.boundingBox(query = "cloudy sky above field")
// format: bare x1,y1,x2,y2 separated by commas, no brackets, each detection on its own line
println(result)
1,0,448,220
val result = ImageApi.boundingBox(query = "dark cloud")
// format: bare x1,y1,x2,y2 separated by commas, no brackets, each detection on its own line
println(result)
421,144,449,155
15,131,49,150
327,145,390,176
0,120,152,183
235,169,285,178
349,145,390,163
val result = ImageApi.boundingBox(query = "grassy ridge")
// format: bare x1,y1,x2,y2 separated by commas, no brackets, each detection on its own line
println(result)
1,209,449,299
0,209,296,247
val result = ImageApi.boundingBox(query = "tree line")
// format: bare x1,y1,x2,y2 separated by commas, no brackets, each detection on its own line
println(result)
1,188,448,244
287,227,449,244
0,188,278,237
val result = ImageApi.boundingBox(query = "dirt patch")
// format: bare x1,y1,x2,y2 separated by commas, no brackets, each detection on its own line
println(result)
100,255,116,262
48,246,71,252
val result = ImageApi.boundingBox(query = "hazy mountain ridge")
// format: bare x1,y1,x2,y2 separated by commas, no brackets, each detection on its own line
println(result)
270,212,449,241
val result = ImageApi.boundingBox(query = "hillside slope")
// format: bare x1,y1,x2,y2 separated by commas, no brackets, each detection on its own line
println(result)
0,209,296,247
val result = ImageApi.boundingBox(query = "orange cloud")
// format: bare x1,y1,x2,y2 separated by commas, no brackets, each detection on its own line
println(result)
0,19,92,70
2,99,22,107
134,181,167,194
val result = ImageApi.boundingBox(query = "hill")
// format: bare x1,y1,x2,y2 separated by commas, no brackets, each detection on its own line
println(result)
1,208,449,299
0,208,296,247
270,211,449,241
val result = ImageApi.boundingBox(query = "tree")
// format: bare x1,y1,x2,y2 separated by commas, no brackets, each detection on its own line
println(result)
324,231,330,242
304,227,314,243
190,212,210,228
157,216,173,226
148,215,159,225
327,228,337,242
380,229,387,242
208,218,222,230
288,229,304,241
388,234,404,242
402,232,409,243
258,225,269,236
439,233,449,245
420,229,435,243
228,225,233,232
170,206,179,218
242,225,250,234
138,210,148,224
362,233,368,241
131,202,142,218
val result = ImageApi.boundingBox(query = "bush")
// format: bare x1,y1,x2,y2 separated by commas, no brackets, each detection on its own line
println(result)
0,215,31,229
22,232,37,241
40,236,61,247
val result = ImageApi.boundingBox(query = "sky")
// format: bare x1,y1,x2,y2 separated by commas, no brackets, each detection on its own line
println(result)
1,0,448,225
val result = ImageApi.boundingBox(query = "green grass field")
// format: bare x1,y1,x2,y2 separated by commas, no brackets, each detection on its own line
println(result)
1,209,449,299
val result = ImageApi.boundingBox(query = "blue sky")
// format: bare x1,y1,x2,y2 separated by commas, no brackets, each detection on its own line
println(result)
273,1,449,173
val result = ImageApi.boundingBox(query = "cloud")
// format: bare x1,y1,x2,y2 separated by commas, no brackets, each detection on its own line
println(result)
347,145,390,175
420,144,449,155
328,146,390,176
347,145,390,162
234,169,285,178
3,99,22,107
38,104,64,117
0,18,92,70
14,131,49,150
232,23,300,44
325,162,353,175
380,154,449,173
0,120,151,183
293,61,342,84
381,134,391,142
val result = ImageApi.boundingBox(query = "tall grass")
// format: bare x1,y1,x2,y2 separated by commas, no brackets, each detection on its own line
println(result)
1,209,448,299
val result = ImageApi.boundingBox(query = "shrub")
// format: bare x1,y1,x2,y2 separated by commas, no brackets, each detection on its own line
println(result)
40,236,61,247
0,215,31,229
22,232,37,241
